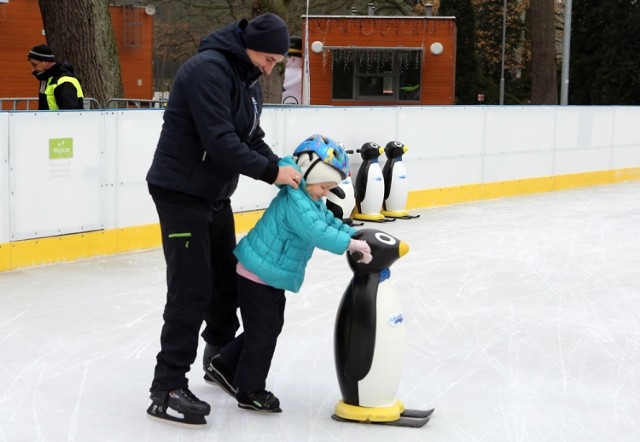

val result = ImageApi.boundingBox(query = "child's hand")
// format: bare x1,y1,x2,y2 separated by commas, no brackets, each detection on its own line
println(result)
347,239,372,264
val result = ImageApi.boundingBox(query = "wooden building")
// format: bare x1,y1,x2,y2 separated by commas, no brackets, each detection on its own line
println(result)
302,14,456,105
0,0,154,109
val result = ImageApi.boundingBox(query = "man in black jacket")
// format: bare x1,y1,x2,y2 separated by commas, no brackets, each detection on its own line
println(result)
27,44,84,110
146,13,301,426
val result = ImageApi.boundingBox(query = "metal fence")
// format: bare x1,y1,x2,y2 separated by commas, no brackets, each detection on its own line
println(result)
0,97,166,111
0,97,39,111
104,98,167,109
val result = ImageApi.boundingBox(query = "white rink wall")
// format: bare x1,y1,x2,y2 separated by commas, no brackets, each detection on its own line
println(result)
1,105,639,245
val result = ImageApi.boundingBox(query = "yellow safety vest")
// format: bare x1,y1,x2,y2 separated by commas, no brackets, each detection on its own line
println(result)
44,76,84,110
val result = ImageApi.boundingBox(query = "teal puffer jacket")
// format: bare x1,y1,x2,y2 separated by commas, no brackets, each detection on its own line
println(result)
234,156,356,292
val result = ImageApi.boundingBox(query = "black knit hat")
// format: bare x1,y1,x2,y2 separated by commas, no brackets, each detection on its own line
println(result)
28,44,56,62
242,13,290,56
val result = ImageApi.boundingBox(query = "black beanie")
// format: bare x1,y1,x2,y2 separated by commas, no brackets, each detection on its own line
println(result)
28,44,56,62
242,13,290,56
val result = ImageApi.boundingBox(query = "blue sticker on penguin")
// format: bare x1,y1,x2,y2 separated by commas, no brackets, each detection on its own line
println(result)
387,313,404,327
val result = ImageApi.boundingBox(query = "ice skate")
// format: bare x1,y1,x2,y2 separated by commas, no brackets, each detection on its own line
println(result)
202,343,220,369
203,354,237,398
236,390,282,413
147,387,211,426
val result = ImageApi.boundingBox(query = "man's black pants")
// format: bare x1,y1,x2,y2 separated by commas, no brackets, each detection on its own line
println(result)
150,194,239,391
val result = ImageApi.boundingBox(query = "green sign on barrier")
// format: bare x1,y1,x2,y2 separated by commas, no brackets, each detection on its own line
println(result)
49,138,74,159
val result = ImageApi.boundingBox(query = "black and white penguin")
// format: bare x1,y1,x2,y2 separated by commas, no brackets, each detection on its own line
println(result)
326,148,358,225
352,142,386,222
333,229,433,426
381,141,410,217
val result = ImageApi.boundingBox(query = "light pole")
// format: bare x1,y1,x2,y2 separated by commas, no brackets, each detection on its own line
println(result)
302,0,311,105
499,0,507,105
560,0,573,105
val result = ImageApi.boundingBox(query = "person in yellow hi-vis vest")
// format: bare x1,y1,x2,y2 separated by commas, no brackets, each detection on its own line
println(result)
27,44,84,110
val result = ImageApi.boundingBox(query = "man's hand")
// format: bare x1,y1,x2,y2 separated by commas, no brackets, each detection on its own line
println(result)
275,166,300,189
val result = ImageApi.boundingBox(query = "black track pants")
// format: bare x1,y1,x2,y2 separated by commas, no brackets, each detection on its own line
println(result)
150,196,239,391
221,276,286,392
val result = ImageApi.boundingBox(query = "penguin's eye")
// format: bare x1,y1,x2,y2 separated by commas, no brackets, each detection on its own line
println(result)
375,232,396,245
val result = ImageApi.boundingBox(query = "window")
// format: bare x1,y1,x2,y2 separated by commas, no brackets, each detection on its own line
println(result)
331,48,422,102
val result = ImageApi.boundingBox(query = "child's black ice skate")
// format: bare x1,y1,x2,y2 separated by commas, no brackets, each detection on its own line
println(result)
203,355,237,398
236,390,282,413
202,343,220,369
147,387,211,426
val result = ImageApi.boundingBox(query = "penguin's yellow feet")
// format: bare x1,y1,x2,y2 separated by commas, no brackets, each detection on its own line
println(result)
332,400,432,428
352,212,385,221
334,399,403,422
381,209,410,218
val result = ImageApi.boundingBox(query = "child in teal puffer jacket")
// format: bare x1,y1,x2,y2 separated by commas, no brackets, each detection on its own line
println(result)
203,135,372,412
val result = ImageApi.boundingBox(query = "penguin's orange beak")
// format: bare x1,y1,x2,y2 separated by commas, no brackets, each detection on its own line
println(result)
399,241,409,257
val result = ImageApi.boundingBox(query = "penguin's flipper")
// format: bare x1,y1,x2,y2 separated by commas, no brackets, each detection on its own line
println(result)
326,200,344,220
354,167,367,203
381,160,393,201
329,186,346,199
342,274,379,380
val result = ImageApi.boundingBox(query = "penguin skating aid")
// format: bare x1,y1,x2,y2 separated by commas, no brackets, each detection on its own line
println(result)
352,143,396,223
332,228,433,427
326,148,362,226
381,141,420,220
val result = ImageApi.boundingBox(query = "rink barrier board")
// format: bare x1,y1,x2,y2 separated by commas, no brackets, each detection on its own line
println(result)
1,106,639,271
406,167,640,209
1,168,639,272
0,211,264,271
2,225,159,270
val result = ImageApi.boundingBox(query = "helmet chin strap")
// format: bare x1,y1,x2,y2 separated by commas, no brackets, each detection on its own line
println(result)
303,157,322,182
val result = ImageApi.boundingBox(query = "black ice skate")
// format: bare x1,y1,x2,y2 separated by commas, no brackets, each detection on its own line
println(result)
203,354,237,398
147,387,211,426
202,343,220,369
236,390,282,413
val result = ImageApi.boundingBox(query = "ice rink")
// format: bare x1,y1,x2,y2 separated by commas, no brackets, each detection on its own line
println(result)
2,181,640,442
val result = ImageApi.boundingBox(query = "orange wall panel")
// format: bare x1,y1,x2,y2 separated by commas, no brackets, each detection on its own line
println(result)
0,0,47,101
0,0,153,107
303,16,456,106
109,7,154,101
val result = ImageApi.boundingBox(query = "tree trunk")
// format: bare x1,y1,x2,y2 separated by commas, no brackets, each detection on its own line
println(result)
530,0,558,104
38,0,124,106
261,67,285,104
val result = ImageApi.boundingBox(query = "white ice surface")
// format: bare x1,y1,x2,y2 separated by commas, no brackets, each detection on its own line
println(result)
2,181,640,441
